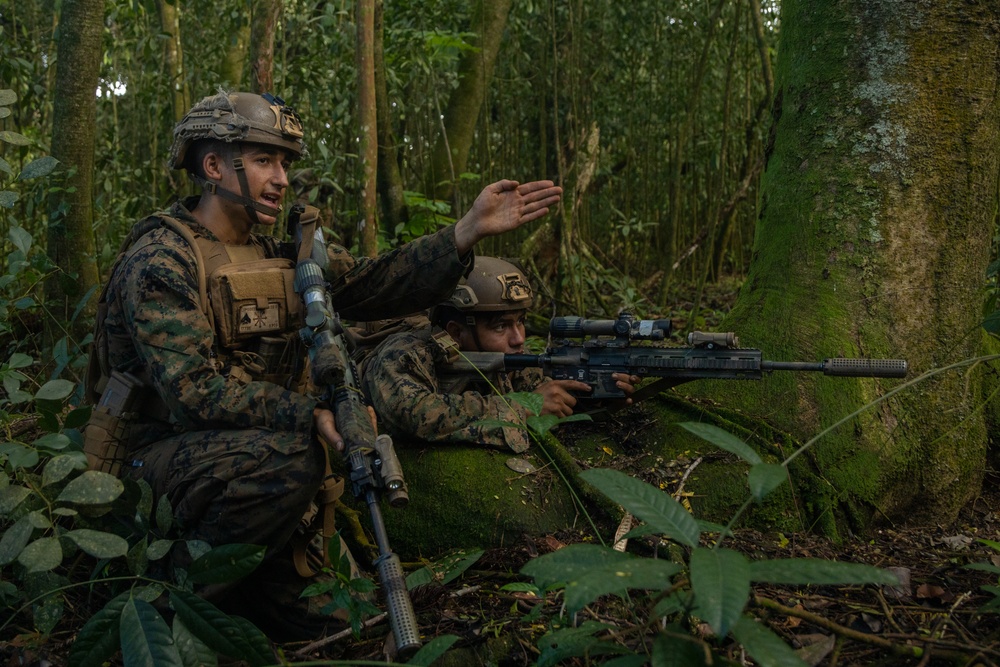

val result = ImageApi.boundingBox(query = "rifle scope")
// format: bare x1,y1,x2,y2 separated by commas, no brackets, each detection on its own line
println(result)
551,313,672,340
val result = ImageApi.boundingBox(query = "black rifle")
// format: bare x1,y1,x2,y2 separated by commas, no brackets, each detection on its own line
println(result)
289,204,420,655
439,312,907,404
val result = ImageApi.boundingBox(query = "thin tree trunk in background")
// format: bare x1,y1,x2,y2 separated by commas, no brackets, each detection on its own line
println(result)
374,0,408,236
356,0,378,257
427,0,514,206
159,0,188,122
46,0,102,344
657,0,726,305
708,0,1000,532
222,20,250,88
250,0,281,93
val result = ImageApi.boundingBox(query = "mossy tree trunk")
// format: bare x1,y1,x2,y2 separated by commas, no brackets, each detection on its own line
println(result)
706,0,1000,532
356,0,378,258
158,0,189,122
45,0,102,344
374,0,408,236
427,0,514,208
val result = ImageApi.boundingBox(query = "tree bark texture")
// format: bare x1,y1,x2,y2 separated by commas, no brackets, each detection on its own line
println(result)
250,0,281,94
222,20,250,88
713,0,1000,530
427,0,514,205
158,0,188,122
356,0,378,257
47,0,102,340
374,0,408,237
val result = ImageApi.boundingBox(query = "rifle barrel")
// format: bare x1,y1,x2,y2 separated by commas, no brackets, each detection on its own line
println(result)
764,358,908,378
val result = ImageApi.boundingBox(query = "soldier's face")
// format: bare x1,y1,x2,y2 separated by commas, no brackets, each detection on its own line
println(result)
462,312,527,354
218,144,291,226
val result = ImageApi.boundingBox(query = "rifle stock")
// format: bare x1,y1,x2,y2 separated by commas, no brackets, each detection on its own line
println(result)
290,205,420,656
439,312,908,402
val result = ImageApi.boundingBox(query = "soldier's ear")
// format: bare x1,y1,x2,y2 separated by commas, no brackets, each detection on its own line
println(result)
202,151,226,180
444,320,465,343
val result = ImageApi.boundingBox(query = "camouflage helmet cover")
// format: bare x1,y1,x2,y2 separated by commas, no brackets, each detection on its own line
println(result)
169,91,305,170
446,256,533,312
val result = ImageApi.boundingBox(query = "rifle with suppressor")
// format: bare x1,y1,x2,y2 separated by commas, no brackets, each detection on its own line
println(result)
289,204,420,656
439,312,908,405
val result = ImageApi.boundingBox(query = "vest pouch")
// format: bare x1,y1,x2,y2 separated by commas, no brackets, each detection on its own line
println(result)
83,370,145,476
209,258,300,349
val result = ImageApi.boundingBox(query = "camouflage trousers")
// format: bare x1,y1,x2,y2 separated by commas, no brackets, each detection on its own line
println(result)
126,427,352,642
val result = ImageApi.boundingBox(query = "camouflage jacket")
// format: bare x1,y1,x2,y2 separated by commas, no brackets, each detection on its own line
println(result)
361,326,545,453
100,197,471,441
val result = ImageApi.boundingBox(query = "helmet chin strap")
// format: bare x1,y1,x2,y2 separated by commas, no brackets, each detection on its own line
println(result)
189,147,282,225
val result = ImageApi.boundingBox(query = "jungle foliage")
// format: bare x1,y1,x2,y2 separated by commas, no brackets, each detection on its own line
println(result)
3,0,1000,664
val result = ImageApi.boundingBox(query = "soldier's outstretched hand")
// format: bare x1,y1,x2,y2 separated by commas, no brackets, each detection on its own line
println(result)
454,180,562,254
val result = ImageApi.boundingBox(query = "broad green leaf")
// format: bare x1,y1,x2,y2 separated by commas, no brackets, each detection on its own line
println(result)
966,562,1000,576
748,558,900,586
155,494,174,534
7,352,32,369
0,442,38,469
537,621,620,667
731,616,808,667
228,616,273,665
651,628,709,666
0,130,30,146
56,470,124,505
0,156,12,176
748,463,787,500
27,509,51,529
169,590,269,665
603,656,648,667
8,227,31,256
408,634,460,667
64,405,93,429
17,156,59,181
438,549,484,585
35,379,75,401
18,536,63,573
33,594,64,635
406,566,435,590
68,592,129,667
0,89,15,105
580,468,700,547
187,543,265,584
33,432,72,452
120,597,184,667
472,418,524,431
527,412,591,436
521,543,681,615
148,539,176,561
0,516,32,565
64,529,129,559
978,538,1000,551
689,547,750,637
0,484,31,515
0,190,18,208
508,390,543,416
42,453,87,487
653,590,692,618
678,422,762,465
173,616,218,667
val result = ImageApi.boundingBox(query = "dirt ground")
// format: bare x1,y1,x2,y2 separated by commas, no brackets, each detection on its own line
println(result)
286,429,1000,667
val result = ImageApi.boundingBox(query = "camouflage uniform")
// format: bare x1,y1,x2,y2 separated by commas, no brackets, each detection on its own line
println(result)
102,197,470,639
361,326,545,453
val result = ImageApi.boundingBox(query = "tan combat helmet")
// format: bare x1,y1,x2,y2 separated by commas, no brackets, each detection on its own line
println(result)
445,256,533,318
169,91,304,221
